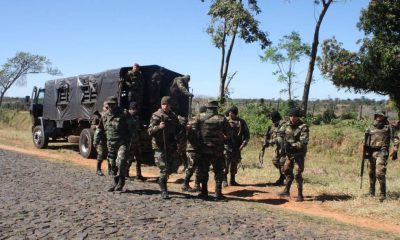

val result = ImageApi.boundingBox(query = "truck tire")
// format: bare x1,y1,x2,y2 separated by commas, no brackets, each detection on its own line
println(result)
79,128,96,159
32,125,49,149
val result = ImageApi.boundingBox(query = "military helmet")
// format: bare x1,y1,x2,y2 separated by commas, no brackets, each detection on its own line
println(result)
161,96,172,105
207,100,219,108
374,111,386,119
269,110,282,122
106,96,118,104
288,108,300,117
228,106,238,115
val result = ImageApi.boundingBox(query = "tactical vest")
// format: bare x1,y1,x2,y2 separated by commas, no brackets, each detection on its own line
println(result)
368,124,391,149
200,112,225,147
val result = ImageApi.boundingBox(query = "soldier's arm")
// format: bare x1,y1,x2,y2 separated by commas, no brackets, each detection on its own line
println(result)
292,125,309,150
93,118,105,146
222,118,232,141
148,114,162,136
241,119,250,148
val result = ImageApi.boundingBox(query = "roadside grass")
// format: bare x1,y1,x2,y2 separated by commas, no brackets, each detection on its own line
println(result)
1,109,400,225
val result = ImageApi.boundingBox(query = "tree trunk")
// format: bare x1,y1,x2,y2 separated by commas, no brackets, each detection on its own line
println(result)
301,0,332,115
0,90,5,107
219,27,237,103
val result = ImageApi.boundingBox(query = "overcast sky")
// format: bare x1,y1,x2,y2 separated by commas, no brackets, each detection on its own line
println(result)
0,0,384,100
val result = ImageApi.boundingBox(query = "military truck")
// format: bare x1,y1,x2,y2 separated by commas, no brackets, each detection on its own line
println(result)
30,65,188,164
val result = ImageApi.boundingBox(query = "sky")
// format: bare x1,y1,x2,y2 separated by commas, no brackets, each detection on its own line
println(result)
0,0,384,101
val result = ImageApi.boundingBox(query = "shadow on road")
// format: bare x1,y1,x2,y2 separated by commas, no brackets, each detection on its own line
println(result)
227,189,269,198
314,193,353,202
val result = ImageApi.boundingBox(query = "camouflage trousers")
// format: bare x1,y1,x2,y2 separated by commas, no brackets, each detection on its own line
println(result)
368,149,388,189
198,151,224,186
224,148,241,176
107,142,128,177
154,149,180,183
127,144,142,176
281,152,305,185
184,151,201,182
96,141,108,164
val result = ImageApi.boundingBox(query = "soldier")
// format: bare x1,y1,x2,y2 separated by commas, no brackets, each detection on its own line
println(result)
391,120,400,161
95,96,129,192
197,100,231,200
92,101,111,176
148,96,181,199
266,111,286,185
169,75,193,116
365,111,391,202
125,63,144,108
278,108,309,202
149,68,163,112
126,102,145,181
223,106,250,187
181,106,207,192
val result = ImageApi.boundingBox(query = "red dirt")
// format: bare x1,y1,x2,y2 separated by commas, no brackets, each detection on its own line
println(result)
1,143,399,234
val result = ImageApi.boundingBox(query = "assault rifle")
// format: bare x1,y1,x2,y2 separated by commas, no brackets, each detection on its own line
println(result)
360,132,371,189
258,126,272,168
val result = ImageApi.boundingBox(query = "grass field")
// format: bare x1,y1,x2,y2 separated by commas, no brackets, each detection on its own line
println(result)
1,109,400,225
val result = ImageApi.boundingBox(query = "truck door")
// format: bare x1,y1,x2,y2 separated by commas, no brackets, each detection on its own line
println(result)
30,87,45,126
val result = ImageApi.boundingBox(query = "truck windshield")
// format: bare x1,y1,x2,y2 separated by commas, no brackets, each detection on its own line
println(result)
37,89,45,105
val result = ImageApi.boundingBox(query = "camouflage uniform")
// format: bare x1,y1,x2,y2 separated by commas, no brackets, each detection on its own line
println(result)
278,108,309,202
169,75,193,116
150,71,162,112
126,109,144,180
176,116,188,171
197,101,231,199
223,108,250,186
365,113,391,201
125,67,144,109
95,98,129,192
391,121,400,161
92,113,110,176
148,97,181,199
267,111,286,185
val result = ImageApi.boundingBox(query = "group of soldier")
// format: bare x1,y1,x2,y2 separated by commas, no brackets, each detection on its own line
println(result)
89,64,398,202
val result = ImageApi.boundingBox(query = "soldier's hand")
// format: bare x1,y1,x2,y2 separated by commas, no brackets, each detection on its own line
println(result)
159,121,166,129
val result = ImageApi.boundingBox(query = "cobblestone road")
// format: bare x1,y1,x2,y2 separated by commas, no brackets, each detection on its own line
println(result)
0,150,395,239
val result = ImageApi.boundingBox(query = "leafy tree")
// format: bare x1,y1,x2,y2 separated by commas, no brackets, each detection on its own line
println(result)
0,52,61,106
301,0,334,115
260,31,310,101
318,0,400,115
201,0,271,103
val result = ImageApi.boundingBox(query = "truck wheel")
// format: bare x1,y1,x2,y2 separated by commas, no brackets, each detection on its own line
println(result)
79,128,96,158
32,125,49,149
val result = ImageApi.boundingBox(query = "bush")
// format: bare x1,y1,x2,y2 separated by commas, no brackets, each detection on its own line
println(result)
340,112,358,120
322,109,336,123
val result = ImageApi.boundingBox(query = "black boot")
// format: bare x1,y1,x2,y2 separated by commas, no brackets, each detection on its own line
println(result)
215,182,225,200
278,178,292,197
198,182,209,199
96,161,104,176
295,179,304,202
108,176,119,192
115,176,126,192
369,178,376,197
274,174,285,186
135,164,145,181
379,180,386,202
181,178,193,192
159,179,169,200
230,174,239,186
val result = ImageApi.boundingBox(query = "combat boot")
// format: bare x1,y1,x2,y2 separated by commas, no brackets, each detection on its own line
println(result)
135,165,145,181
215,183,226,200
295,179,304,202
273,174,285,186
181,179,193,192
115,176,126,192
222,175,228,188
107,163,113,176
369,179,376,197
192,181,201,192
198,183,209,199
278,179,292,197
96,161,104,176
229,174,239,186
159,179,169,200
107,176,119,192
379,181,386,202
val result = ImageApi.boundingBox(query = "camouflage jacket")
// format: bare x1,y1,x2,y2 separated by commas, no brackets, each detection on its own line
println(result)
126,114,141,147
267,120,286,147
186,115,202,151
170,77,190,97
198,109,231,153
94,107,129,146
92,112,106,145
278,119,309,154
365,120,391,150
224,116,250,150
148,108,180,151
125,70,144,93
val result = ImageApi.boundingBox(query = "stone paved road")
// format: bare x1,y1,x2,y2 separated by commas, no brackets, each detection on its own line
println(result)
0,150,395,239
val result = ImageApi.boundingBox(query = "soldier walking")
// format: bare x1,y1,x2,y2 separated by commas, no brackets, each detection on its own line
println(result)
126,102,145,181
197,100,231,200
92,101,111,176
223,106,250,187
278,108,309,202
148,96,181,199
95,96,129,192
365,111,392,202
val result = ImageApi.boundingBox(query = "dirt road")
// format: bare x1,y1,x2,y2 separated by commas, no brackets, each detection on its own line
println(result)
0,149,396,239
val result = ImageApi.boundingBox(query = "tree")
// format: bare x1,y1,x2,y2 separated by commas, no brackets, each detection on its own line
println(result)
301,0,334,115
318,0,400,115
260,31,310,101
202,0,271,103
0,52,61,106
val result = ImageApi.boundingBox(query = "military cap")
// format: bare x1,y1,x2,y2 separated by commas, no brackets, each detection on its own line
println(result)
288,108,300,117
269,110,282,122
106,96,118,104
228,106,238,115
207,100,219,108
199,105,207,113
129,102,138,109
161,96,172,105
133,63,140,68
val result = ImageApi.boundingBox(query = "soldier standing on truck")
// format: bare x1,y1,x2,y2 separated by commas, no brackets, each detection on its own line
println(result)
126,102,145,181
125,63,144,109
95,96,130,192
148,96,181,199
149,68,163,113
169,75,193,116
92,101,111,176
